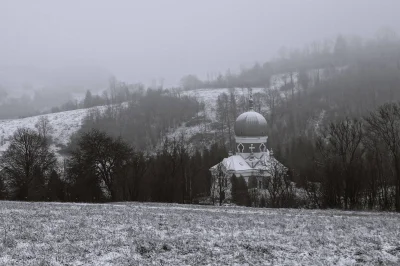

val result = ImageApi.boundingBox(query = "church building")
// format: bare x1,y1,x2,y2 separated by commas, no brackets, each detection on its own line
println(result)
210,90,286,204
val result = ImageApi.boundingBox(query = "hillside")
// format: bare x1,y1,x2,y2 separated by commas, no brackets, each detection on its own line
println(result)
0,106,107,157
0,69,336,158
1,201,399,265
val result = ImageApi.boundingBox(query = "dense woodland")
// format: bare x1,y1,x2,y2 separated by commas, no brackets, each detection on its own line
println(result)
1,31,400,211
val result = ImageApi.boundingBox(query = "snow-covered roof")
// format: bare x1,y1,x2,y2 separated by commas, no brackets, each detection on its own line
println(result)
210,151,286,176
222,155,252,172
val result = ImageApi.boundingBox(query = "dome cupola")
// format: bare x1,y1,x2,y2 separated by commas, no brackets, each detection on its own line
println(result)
234,88,268,154
234,111,267,137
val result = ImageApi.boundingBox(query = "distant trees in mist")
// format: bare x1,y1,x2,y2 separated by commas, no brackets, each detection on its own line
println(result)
70,88,201,150
181,29,400,90
0,76,148,119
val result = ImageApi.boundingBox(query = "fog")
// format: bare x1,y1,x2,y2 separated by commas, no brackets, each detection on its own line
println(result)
1,0,400,87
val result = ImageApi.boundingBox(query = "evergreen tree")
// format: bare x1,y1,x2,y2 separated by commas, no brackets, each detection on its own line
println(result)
260,196,266,208
84,90,93,108
0,174,7,200
47,170,65,201
248,176,258,189
230,174,238,204
231,175,250,206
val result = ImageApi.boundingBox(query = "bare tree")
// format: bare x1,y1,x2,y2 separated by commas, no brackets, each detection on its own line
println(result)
365,103,400,211
316,118,364,209
0,128,57,200
363,134,394,210
263,154,292,208
35,116,54,141
211,162,229,206
68,129,132,201
263,88,282,127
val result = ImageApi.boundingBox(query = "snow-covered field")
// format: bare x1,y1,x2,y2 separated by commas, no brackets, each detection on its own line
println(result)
0,201,399,265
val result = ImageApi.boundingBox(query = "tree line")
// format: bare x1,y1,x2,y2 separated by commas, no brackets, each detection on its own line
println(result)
310,105,400,211
1,98,400,211
0,127,227,203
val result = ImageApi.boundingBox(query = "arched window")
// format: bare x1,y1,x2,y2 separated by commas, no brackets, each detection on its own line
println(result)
237,143,244,153
259,143,266,152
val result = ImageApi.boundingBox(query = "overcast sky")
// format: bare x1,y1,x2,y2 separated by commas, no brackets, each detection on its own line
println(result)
1,0,400,87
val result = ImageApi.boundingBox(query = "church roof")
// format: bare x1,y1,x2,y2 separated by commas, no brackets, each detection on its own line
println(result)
234,111,268,137
221,155,252,172
210,152,285,176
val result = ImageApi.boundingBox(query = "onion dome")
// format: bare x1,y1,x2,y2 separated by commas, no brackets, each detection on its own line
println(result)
234,89,267,137
234,111,267,137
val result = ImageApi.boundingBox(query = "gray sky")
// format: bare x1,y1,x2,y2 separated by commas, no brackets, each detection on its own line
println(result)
1,0,400,87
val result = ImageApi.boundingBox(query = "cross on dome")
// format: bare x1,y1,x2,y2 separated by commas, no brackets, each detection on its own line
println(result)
248,88,254,111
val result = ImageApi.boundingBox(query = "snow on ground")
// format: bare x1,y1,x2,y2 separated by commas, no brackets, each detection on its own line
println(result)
0,201,399,265
0,106,110,159
184,88,265,121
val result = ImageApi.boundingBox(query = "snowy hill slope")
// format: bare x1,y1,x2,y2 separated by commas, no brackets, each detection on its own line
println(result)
0,69,339,157
0,106,109,157
0,86,268,156
0,87,256,158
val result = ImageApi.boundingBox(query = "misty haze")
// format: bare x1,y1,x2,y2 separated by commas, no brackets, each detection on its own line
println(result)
1,0,400,265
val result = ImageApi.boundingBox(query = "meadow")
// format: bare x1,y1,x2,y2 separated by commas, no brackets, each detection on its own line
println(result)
1,201,399,265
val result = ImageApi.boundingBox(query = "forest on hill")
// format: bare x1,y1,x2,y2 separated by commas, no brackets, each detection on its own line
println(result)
1,31,400,211
181,28,400,90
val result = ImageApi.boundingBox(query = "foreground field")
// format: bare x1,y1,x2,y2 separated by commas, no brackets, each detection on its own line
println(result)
0,202,399,265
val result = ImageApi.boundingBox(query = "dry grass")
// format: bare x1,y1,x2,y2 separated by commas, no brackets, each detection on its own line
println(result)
0,201,399,265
